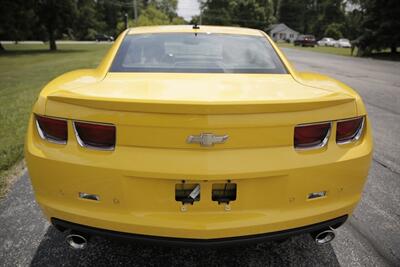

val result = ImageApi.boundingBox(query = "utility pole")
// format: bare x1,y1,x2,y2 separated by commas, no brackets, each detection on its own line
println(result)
199,0,203,25
133,0,138,22
124,13,128,29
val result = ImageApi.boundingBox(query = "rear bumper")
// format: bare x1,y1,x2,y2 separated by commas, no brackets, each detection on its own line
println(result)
26,114,372,239
52,215,347,247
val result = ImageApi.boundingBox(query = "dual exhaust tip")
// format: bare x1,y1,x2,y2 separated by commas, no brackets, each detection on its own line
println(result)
64,227,336,249
311,227,336,245
66,232,89,250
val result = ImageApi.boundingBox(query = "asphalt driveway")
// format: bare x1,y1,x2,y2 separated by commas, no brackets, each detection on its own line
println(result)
1,48,399,266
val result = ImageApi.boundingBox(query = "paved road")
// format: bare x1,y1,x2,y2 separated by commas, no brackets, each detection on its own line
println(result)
1,48,399,266
281,48,400,267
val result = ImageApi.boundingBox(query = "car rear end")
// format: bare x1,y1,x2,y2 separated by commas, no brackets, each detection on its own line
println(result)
25,26,372,245
302,35,316,47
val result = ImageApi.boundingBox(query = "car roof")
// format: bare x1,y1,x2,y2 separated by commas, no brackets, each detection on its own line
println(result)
127,25,264,36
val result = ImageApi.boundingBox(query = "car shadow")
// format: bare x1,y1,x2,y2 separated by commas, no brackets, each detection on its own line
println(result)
30,226,340,266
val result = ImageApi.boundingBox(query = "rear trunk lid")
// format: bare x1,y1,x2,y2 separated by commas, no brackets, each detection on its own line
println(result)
45,73,357,149
47,73,355,114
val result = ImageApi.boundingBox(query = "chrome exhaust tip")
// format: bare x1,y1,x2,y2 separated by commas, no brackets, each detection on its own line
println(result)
312,227,336,245
66,232,88,250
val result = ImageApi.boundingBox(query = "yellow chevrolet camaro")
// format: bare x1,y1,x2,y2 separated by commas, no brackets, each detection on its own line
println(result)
25,25,372,249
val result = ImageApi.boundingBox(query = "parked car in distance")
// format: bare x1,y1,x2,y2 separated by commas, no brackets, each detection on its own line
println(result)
294,35,316,47
95,34,114,42
334,38,351,48
317,37,336,47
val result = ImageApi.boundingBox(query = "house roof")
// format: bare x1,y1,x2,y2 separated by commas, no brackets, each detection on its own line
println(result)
268,23,298,34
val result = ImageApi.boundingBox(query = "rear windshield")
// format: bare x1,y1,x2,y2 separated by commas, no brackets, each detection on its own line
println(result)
110,33,287,74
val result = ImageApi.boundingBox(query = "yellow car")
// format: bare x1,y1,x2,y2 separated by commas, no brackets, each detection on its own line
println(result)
25,25,372,249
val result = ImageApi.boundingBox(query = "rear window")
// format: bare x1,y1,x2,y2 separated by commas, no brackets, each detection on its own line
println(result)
110,33,287,74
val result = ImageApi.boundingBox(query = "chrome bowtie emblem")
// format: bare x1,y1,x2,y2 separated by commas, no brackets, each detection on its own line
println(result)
187,133,229,147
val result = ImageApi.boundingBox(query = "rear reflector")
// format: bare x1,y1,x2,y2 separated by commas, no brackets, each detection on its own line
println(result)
294,122,331,150
35,115,68,144
74,121,116,150
336,117,364,144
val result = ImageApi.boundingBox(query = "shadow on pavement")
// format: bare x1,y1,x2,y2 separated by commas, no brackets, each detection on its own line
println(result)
30,226,340,266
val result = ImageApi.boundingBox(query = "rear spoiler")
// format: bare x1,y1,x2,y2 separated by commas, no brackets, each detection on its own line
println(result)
47,91,355,115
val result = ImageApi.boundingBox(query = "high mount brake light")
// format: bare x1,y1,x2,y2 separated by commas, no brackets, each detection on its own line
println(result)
294,122,331,150
336,117,364,144
73,121,116,150
35,115,68,144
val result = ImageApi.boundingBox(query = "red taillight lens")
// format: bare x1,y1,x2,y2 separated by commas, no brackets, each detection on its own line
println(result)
294,122,331,149
74,121,116,150
336,117,364,144
36,115,68,144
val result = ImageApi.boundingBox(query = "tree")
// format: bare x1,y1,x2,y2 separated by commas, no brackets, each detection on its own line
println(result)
231,0,268,29
116,3,185,33
155,0,179,20
356,0,400,55
36,0,78,50
324,23,343,39
201,0,234,26
343,9,363,41
277,0,346,38
0,0,14,51
271,0,280,18
95,0,121,37
278,0,304,32
201,0,273,29
0,0,36,51
75,0,100,40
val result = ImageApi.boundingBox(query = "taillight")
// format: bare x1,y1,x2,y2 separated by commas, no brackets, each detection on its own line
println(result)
35,115,68,144
294,122,331,150
336,117,364,144
73,121,116,150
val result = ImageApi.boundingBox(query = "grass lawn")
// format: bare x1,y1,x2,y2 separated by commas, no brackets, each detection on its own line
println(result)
277,42,354,57
0,43,111,197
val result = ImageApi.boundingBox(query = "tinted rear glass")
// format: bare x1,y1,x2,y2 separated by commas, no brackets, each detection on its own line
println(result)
110,33,287,74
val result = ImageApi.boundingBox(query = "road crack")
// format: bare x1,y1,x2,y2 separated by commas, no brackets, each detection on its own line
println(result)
373,157,400,176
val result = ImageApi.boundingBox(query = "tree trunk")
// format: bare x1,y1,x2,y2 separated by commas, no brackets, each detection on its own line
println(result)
391,44,397,54
356,46,364,57
49,38,57,51
48,25,57,51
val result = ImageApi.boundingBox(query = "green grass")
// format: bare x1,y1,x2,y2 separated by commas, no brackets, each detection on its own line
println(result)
277,42,354,57
0,43,111,197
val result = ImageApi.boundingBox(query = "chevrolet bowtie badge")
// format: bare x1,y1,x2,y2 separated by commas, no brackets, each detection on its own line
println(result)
187,133,229,147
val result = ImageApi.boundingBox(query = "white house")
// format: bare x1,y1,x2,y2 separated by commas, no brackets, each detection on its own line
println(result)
268,23,299,43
